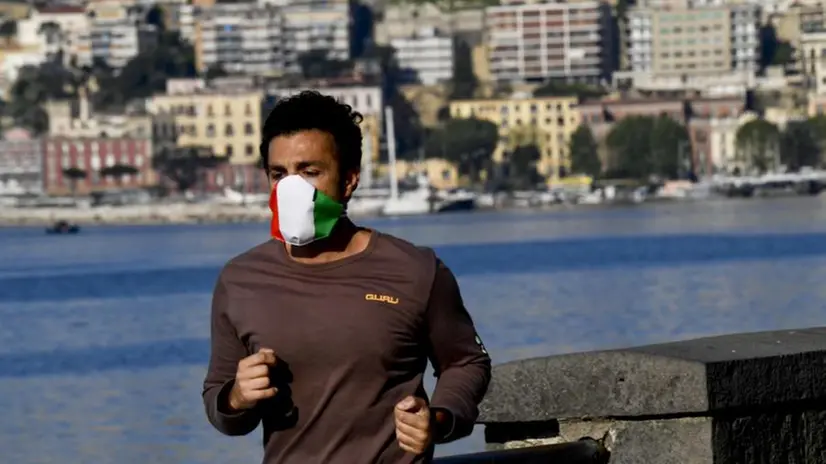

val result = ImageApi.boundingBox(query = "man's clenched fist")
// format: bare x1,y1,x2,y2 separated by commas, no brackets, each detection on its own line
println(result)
228,348,278,411
394,396,432,455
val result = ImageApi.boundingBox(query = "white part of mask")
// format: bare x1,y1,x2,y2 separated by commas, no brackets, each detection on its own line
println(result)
275,175,319,246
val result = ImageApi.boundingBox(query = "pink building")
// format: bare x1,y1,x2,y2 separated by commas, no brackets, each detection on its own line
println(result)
42,137,157,195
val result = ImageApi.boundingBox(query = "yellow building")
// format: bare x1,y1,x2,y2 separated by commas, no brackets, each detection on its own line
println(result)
449,96,580,181
377,158,461,190
147,87,263,165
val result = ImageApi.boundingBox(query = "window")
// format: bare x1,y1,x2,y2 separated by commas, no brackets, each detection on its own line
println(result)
226,144,234,156
207,124,215,137
245,144,254,156
225,104,232,116
244,123,254,135
225,124,234,136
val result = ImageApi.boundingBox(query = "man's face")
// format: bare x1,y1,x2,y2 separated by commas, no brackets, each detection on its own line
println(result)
266,129,359,203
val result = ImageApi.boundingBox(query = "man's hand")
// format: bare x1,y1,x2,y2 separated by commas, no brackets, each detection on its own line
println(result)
394,396,432,455
228,348,278,411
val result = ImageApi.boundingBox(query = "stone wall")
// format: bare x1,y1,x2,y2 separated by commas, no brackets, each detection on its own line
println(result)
477,327,826,463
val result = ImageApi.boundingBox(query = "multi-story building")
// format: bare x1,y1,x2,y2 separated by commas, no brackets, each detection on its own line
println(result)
162,1,199,44
0,128,43,196
45,88,154,139
75,22,158,68
449,96,581,181
42,136,156,195
281,0,352,74
71,2,158,69
375,3,484,45
196,1,285,75
390,27,454,85
15,4,89,63
619,1,760,94
484,0,615,84
146,78,264,166
800,26,826,94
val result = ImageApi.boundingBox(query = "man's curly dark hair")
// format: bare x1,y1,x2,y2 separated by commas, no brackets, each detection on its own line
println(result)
259,90,364,173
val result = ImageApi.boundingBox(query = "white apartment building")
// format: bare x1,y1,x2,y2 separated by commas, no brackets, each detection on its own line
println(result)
375,3,484,45
619,2,760,93
800,27,826,94
390,27,453,85
75,22,158,68
267,85,383,117
16,5,89,62
197,1,285,76
484,0,614,83
282,0,352,73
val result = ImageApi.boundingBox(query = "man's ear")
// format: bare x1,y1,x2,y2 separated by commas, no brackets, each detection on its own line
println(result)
343,169,360,202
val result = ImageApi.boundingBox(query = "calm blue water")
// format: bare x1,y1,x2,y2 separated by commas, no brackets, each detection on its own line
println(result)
5,196,826,463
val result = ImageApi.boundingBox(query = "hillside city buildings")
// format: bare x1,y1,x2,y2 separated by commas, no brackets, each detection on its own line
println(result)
2,0,826,197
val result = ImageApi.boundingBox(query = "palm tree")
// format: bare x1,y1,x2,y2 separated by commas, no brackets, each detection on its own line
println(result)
37,21,61,47
100,164,139,187
62,167,87,197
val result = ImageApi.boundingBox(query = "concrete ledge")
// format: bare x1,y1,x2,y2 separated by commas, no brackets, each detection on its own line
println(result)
479,327,826,463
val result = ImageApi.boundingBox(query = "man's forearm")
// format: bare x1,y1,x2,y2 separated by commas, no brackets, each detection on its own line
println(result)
429,360,491,443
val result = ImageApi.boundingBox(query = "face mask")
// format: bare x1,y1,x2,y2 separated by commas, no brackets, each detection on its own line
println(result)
270,174,345,246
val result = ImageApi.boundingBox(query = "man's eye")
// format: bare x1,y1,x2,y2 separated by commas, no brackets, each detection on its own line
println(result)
304,170,320,177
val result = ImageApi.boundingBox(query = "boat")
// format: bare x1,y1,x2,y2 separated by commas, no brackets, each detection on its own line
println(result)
379,105,477,217
46,220,80,235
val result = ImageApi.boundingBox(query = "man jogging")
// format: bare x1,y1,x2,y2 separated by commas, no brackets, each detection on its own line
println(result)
202,91,491,463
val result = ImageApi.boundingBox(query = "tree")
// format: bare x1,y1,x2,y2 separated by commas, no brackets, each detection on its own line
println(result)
0,20,16,45
297,50,353,79
424,117,498,183
100,164,140,186
95,30,195,109
507,144,542,189
152,146,226,193
605,115,690,180
807,114,826,154
5,63,73,134
780,120,820,171
735,119,781,174
37,21,61,46
649,115,690,179
62,167,87,197
450,37,477,99
569,125,601,177
503,126,542,187
533,82,605,101
205,63,228,81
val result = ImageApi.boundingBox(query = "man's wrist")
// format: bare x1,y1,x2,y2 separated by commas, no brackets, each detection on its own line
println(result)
431,407,456,443
218,380,245,415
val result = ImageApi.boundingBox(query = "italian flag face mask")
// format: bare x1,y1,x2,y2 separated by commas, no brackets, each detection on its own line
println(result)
270,174,345,246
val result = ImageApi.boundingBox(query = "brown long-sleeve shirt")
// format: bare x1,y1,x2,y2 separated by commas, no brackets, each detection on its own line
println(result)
202,231,492,464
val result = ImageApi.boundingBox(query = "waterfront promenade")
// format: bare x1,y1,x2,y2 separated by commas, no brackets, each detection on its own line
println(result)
4,197,826,463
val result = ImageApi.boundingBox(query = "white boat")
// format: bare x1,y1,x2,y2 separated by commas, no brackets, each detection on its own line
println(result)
220,187,269,206
379,105,477,217
347,188,388,217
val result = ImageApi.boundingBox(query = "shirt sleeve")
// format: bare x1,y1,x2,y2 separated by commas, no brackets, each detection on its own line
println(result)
425,259,492,443
202,271,262,436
